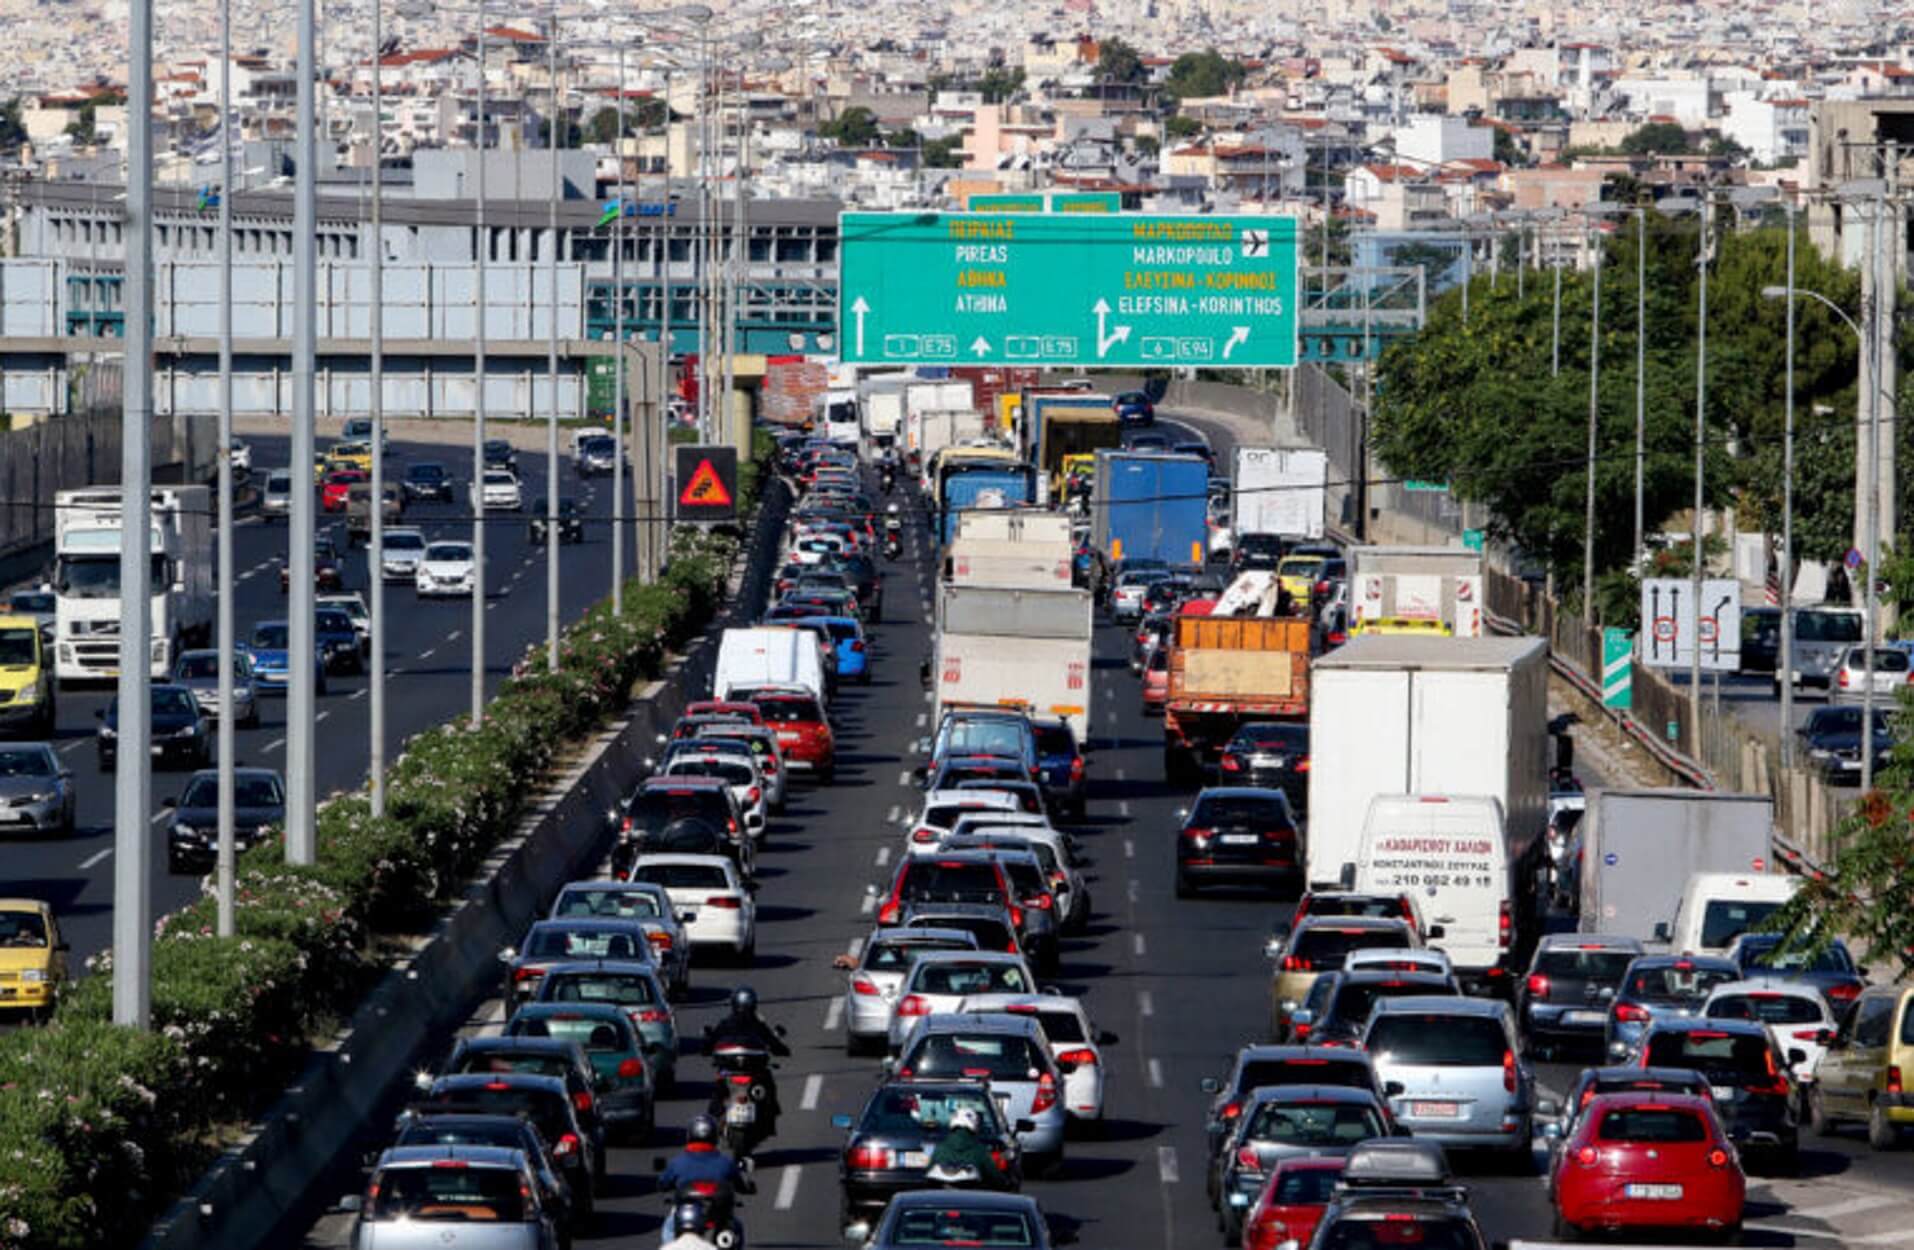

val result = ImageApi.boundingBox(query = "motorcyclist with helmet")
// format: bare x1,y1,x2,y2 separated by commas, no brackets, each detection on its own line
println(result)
657,1114,753,1241
927,1107,1013,1188
705,987,790,1139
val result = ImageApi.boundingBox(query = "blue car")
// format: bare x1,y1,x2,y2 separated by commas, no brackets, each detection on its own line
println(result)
313,606,363,675
816,615,869,684
247,621,328,696
1029,716,1087,820
1114,389,1155,425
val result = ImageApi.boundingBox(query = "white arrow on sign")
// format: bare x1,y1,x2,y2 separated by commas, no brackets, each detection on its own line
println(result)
850,296,870,355
1222,325,1250,360
970,336,991,358
1092,299,1132,358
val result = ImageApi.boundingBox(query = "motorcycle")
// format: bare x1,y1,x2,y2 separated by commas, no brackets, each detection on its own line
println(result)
881,469,896,495
708,1044,778,1160
883,518,904,560
657,1177,747,1250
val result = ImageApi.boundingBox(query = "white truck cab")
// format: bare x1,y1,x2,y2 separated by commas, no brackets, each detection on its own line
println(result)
1661,871,1801,956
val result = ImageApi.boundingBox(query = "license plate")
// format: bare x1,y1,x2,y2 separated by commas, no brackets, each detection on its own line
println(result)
1624,1183,1683,1200
1409,1101,1461,1118
778,732,801,743
1711,1085,1736,1101
1565,1010,1606,1025
726,1102,756,1125
1251,756,1286,768
901,1150,930,1168
1221,833,1259,845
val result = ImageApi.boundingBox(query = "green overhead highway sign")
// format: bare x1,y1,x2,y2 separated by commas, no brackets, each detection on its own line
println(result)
970,194,1046,213
839,210,1300,369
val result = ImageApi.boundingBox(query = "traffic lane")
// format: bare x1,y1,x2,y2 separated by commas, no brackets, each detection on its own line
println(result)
23,442,625,962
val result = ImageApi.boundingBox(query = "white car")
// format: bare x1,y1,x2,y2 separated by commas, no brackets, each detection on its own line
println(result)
693,724,788,813
957,992,1111,1125
317,592,372,652
627,853,756,962
479,469,523,511
1343,947,1454,978
416,540,476,597
885,949,1040,1054
658,750,768,838
379,527,429,582
904,789,1023,853
1702,978,1837,1082
834,926,982,1056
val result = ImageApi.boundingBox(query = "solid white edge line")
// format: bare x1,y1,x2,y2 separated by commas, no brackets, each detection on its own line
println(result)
1156,1146,1179,1184
875,845,891,867
1138,990,1154,1016
1133,933,1146,956
1148,1058,1163,1088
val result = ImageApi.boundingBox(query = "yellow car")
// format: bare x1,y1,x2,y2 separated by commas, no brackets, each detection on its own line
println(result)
1275,549,1338,605
1808,984,1914,1149
0,613,55,737
316,440,374,480
0,900,66,1020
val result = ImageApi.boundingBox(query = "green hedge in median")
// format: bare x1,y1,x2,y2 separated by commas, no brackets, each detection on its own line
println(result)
0,514,748,1249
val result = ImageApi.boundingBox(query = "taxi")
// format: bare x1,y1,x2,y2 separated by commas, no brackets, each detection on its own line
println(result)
0,613,55,737
0,900,66,1020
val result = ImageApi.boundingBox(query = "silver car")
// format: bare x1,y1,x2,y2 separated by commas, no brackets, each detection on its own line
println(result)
885,950,1042,1054
379,527,429,583
1832,645,1912,701
1210,1085,1393,1240
347,1144,560,1249
261,469,293,519
835,926,980,1055
1361,995,1533,1159
891,1012,1068,1171
171,649,260,728
547,879,691,999
0,742,75,837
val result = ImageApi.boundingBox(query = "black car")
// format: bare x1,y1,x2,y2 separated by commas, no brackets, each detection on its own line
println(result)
501,919,658,1009
1795,705,1897,785
98,683,208,772
1218,722,1310,810
1174,786,1302,897
437,1035,606,1150
1727,933,1867,1008
833,1078,1024,1225
1517,934,1644,1055
163,767,286,873
1309,1140,1486,1250
388,1111,579,1236
1638,1018,1800,1170
407,1072,601,1213
1199,1044,1385,1163
1739,606,1781,674
483,438,518,470
822,553,884,622
856,1190,1051,1250
530,498,585,545
1300,969,1462,1047
402,461,456,502
279,530,346,592
608,779,745,878
896,902,1024,958
1230,532,1286,574
1172,440,1215,469
1029,717,1086,821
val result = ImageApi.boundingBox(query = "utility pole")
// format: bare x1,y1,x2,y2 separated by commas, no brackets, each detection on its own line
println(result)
611,43,626,613
471,23,489,724
215,0,237,934
1634,206,1647,569
1780,204,1797,766
115,0,155,1027
369,0,388,813
1688,194,1709,749
1862,189,1884,792
1584,226,1601,621
1551,263,1562,377
545,17,561,673
287,0,318,865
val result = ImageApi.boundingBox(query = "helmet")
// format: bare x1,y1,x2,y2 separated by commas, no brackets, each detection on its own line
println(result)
949,1107,981,1133
673,1200,708,1233
687,1113,720,1146
887,503,901,516
730,986,759,1017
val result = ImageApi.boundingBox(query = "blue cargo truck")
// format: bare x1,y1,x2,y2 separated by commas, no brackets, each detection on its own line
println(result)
938,459,1039,545
1089,450,1210,566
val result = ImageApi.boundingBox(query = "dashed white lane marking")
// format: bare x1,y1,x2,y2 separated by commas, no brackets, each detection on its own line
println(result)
1148,1058,1163,1088
60,741,83,755
1127,879,1140,903
1115,767,1127,782
1789,1195,1904,1221
1138,990,1154,1016
316,710,330,723
349,688,367,700
773,1166,802,1211
79,847,113,870
1156,1146,1179,1185
874,845,891,868
1119,800,1131,818
149,809,169,824
846,937,864,959
420,647,437,659
447,630,462,641
896,769,911,787
915,712,926,727
1124,839,1135,859
822,998,844,1031
885,805,900,823
264,737,286,751
859,893,876,916
1133,933,1146,956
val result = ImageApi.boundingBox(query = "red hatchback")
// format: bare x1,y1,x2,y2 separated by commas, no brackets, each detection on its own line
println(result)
321,470,365,512
1242,1157,1344,1250
750,691,834,783
1552,1092,1745,1241
683,700,764,726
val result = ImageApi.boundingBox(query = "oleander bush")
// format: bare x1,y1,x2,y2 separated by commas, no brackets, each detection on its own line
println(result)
0,508,752,1250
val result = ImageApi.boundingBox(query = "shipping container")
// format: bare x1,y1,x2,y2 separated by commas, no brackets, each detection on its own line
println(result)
1090,450,1210,567
1162,612,1311,783
946,511,1075,590
935,583,1093,742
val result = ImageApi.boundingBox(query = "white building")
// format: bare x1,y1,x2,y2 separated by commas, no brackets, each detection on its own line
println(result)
1391,114,1493,170
1721,92,1811,165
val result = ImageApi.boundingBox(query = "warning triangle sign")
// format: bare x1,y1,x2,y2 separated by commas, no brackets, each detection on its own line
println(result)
679,458,733,507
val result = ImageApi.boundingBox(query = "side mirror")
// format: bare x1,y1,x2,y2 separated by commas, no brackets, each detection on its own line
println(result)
1383,1081,1405,1098
337,1195,363,1214
911,766,929,787
1788,1047,1807,1066
774,1024,788,1038
497,948,517,963
843,1222,872,1244
830,1113,853,1130
680,913,696,926
1607,1039,1628,1058
1653,921,1671,943
1174,808,1189,821
54,941,69,953
161,797,177,809
1815,1028,1837,1047
1426,924,1446,941
1541,1120,1563,1141
1200,1077,1221,1095
1858,965,1871,977
413,1070,434,1091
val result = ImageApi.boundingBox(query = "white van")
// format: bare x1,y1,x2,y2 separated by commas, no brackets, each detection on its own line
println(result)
821,390,861,448
1661,871,1801,956
712,627,826,704
1350,795,1514,992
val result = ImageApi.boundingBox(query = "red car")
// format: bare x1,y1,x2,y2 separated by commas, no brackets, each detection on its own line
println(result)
1242,1157,1344,1250
748,690,834,784
1141,641,1169,716
683,700,764,727
1552,1092,1745,1241
321,470,366,512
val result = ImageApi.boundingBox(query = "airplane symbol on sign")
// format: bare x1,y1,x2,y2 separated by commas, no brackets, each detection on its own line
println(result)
1241,228,1269,257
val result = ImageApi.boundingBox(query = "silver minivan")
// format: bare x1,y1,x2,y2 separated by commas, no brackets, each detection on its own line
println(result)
892,1012,1068,1171
262,469,293,520
349,1144,559,1249
1361,996,1533,1160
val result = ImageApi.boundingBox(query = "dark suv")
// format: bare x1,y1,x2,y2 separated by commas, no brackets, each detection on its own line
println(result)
1638,1018,1800,1171
1174,786,1302,897
1029,717,1087,820
402,461,455,502
1519,934,1645,1056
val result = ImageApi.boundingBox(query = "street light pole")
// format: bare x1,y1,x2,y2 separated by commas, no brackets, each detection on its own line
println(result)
1688,194,1710,750
1551,262,1562,378
1862,190,1884,792
1584,225,1602,622
1634,206,1647,570
286,0,318,865
611,44,626,613
1780,207,1797,766
215,0,237,934
545,15,561,673
369,0,388,813
471,19,489,724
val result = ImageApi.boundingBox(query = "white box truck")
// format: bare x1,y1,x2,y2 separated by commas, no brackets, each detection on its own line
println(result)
865,388,906,442
1573,789,1774,944
53,485,213,683
1349,545,1487,638
934,583,1093,743
1306,635,1550,896
712,627,826,703
945,512,1074,590
1232,447,1327,541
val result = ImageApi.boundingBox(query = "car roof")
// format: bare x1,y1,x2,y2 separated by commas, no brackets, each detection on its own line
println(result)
1196,786,1293,801
181,767,281,784
1370,995,1507,1019
1707,978,1830,1000
887,1189,1039,1213
632,852,736,867
1235,1043,1372,1063
1296,915,1415,933
870,926,978,945
376,1144,526,1169
1536,933,1645,951
913,1012,1046,1038
1243,1084,1382,1106
434,1071,567,1092
909,949,1025,966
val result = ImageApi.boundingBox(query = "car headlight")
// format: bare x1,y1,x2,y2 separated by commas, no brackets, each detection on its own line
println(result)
11,685,37,704
22,791,53,804
99,724,117,739
174,724,199,738
18,969,44,983
172,824,198,839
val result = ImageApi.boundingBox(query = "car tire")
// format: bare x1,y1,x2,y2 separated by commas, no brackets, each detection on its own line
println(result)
167,852,187,874
1808,1086,1837,1136
1868,1100,1902,1150
1551,1213,1578,1241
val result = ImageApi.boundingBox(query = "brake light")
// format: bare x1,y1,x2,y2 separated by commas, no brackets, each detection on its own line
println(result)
848,1144,896,1170
1183,827,1213,845
1221,755,1242,773
912,827,939,843
728,1073,754,1086
552,1132,579,1157
706,896,743,909
1009,904,1025,929
1057,1047,1098,1067
851,641,865,653
1503,1049,1517,1094
1527,974,1551,998
877,901,900,924
618,1058,645,1079
1707,1148,1730,1168
747,787,761,805
513,967,544,982
1790,1027,1823,1041
689,1181,718,1197
1032,1072,1057,1113
1069,755,1085,782
571,1091,594,1114
1282,955,1312,972
1888,1065,1903,1095
1575,1145,1599,1167
1221,1100,1242,1120
1025,893,1054,911
637,1009,670,1024
1292,1020,1312,1041
647,931,674,950
897,994,931,1017
1839,669,1850,689
1827,982,1861,1004
621,816,633,833
1236,1146,1262,1171
431,1159,470,1169
1615,1002,1650,1023
1499,899,1512,950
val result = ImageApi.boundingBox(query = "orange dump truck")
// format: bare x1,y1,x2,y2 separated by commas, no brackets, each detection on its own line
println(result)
1162,603,1311,786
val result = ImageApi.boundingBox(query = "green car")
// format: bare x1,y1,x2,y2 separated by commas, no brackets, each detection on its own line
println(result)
505,1001,654,1144
532,959,680,1093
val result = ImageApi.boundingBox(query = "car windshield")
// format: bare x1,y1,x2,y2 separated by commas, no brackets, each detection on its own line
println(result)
663,759,753,786
174,655,220,680
153,689,196,716
547,973,660,1009
940,721,1026,758
1237,1058,1373,1095
251,624,290,650
868,939,973,972
0,746,55,777
1848,648,1911,672
1292,926,1410,968
524,927,645,961
1628,963,1739,1004
512,1013,631,1052
425,544,473,562
1366,1014,1509,1066
1700,900,1786,952
1191,796,1291,828
906,1032,1048,1081
409,465,445,481
450,1051,568,1081
889,1207,1039,1248
756,698,821,724
1708,992,1824,1025
901,861,1003,904
914,961,1031,996
370,1166,527,1223
181,775,282,808
553,888,663,920
1795,610,1864,642
1319,1217,1478,1250
1245,1099,1385,1147
1273,1166,1343,1204
1235,724,1309,752
631,863,730,890
1536,948,1639,980
1738,939,1852,973
630,789,729,831
859,1086,999,1136
0,912,47,947
1643,1029,1775,1080
386,532,426,551
1331,980,1449,1026
315,611,353,633
483,471,514,486
1596,1105,1709,1143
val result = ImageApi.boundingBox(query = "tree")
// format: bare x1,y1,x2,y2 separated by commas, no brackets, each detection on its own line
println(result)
887,127,921,150
1706,134,1751,162
923,135,965,168
1164,114,1203,140
0,97,24,151
1164,49,1247,101
819,106,880,148
585,101,668,145
977,66,1025,104
1620,121,1690,155
1492,125,1523,168
1133,133,1161,157
65,101,100,145
1097,37,1145,85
